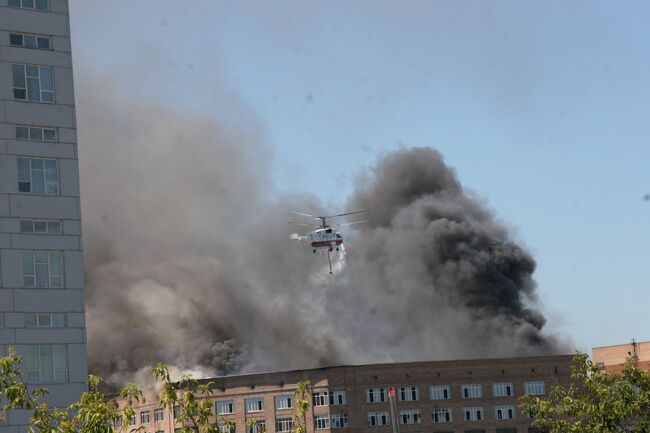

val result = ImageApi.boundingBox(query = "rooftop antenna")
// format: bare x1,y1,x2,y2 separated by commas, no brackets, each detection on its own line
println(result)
631,338,639,366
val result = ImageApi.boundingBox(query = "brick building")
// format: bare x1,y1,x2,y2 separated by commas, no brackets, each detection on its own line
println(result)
115,355,573,433
592,340,650,373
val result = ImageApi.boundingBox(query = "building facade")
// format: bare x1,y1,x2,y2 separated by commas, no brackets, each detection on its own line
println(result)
0,0,87,431
592,340,650,373
116,356,574,433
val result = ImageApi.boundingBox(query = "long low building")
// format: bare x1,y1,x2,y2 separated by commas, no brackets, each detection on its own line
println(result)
114,355,574,433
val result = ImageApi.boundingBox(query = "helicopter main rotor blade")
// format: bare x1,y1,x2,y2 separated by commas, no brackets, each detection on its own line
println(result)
288,221,320,227
336,220,368,227
325,209,369,219
290,211,320,220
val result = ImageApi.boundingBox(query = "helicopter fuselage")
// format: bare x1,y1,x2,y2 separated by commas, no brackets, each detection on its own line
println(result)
308,227,343,249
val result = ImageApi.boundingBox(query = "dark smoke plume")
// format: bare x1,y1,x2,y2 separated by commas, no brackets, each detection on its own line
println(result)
77,73,567,386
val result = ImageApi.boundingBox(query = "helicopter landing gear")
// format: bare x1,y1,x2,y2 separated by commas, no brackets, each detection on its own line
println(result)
313,249,316,253
329,247,333,252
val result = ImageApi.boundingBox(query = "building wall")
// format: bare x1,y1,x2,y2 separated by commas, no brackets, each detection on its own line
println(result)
592,341,650,373
0,0,87,431
115,356,574,433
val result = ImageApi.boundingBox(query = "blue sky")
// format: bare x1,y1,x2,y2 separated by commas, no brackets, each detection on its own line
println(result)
69,1,650,353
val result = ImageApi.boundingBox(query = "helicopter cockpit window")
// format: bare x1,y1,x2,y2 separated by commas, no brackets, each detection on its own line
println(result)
325,228,332,233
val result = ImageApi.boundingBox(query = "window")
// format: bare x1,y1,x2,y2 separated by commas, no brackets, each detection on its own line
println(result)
154,408,164,422
314,416,329,430
524,381,545,396
219,423,235,433
16,125,57,141
461,384,482,398
366,388,387,403
398,386,419,401
155,430,165,433
248,420,265,433
493,382,514,397
331,414,348,429
141,411,151,424
114,418,123,428
173,406,180,419
463,407,484,421
431,408,452,423
274,395,293,410
368,411,389,427
8,0,49,10
24,313,65,328
216,400,234,415
22,251,63,288
129,415,136,426
218,420,237,433
430,385,450,400
21,344,67,383
9,33,51,50
330,390,347,405
12,64,54,102
313,391,329,406
20,219,62,234
495,405,516,420
399,410,421,425
17,157,58,194
275,417,293,433
245,398,263,413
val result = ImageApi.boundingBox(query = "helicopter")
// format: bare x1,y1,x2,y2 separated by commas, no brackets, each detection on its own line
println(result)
289,210,368,274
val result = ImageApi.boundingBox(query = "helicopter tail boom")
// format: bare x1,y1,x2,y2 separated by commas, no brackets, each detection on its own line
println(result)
290,233,307,243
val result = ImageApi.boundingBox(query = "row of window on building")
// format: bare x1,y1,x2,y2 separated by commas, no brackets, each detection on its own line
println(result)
215,391,347,415
0,312,67,328
2,0,72,394
6,7,70,298
0,344,67,384
217,415,347,433
185,382,544,420
119,405,518,433
367,382,545,403
4,157,69,288
7,0,49,11
0,249,66,288
118,407,349,432
369,405,517,426
121,382,544,430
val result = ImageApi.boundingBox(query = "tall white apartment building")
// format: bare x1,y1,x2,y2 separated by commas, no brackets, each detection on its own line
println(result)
0,0,87,431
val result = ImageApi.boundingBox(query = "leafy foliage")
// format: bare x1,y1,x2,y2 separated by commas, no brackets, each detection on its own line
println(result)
520,353,650,433
0,348,311,433
0,347,122,433
246,418,266,433
292,380,312,433
1,349,313,433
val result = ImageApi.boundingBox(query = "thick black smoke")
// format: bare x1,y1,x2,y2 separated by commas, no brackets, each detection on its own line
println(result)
328,147,561,361
77,73,567,386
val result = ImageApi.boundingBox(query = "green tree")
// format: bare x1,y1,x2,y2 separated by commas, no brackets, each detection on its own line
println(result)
291,380,312,433
151,363,217,433
520,353,650,433
0,349,217,433
0,347,123,433
245,418,266,433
